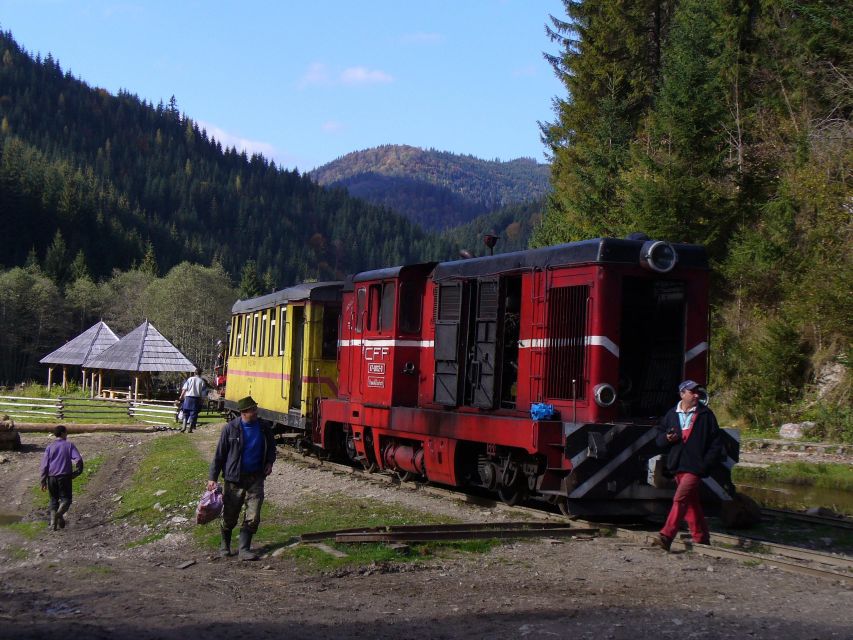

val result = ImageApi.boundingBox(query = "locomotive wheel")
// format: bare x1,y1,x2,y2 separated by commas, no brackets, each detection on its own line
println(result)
497,484,526,506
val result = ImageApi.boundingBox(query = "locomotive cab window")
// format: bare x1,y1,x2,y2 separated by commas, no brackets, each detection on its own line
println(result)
367,282,395,333
381,282,395,332
399,281,422,334
355,288,366,333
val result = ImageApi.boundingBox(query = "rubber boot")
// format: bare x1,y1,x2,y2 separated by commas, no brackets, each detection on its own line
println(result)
48,510,57,531
238,529,258,561
219,529,233,558
56,501,70,529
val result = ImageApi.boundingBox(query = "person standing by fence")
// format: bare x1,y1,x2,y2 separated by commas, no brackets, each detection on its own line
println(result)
179,368,207,433
40,425,84,531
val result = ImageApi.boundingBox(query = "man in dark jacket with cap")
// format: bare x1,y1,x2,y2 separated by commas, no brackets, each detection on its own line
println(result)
651,380,723,551
208,396,276,560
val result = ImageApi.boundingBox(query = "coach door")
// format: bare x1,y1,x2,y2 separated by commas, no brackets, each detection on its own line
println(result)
290,306,304,409
433,281,465,406
469,277,502,409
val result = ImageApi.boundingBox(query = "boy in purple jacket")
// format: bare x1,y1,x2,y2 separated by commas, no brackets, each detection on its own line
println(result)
40,425,84,531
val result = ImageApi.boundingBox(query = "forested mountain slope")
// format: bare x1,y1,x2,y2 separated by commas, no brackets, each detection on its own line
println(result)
310,144,550,230
444,197,544,256
0,31,454,286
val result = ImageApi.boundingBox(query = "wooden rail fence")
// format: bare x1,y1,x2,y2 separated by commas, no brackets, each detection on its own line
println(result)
0,395,182,427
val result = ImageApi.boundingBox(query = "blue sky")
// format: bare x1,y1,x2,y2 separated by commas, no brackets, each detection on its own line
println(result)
0,1,565,171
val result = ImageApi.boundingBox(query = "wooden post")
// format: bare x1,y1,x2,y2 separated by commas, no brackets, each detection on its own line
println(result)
134,375,139,400
90,371,96,398
47,367,53,389
98,371,103,396
62,366,67,391
82,368,87,391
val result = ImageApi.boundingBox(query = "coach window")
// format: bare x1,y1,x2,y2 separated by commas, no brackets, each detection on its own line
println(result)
251,313,260,355
232,316,240,355
355,287,367,332
399,282,421,334
279,306,287,356
380,282,395,332
269,310,276,357
259,311,268,356
243,314,251,355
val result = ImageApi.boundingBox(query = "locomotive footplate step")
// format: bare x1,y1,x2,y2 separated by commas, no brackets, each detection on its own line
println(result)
299,521,599,544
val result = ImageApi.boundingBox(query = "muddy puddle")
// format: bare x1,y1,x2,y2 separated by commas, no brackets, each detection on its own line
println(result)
738,482,853,516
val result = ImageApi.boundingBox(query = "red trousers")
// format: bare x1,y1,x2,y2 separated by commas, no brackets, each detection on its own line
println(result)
660,472,709,543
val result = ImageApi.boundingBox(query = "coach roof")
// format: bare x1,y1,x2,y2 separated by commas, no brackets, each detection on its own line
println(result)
232,281,343,314
431,237,708,281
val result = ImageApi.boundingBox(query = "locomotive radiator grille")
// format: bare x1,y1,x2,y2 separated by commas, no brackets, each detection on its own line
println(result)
545,285,589,399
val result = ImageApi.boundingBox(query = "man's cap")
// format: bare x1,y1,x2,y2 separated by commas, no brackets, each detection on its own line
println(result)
678,380,699,393
237,396,258,412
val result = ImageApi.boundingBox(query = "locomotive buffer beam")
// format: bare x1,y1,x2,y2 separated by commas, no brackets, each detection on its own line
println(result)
300,521,599,544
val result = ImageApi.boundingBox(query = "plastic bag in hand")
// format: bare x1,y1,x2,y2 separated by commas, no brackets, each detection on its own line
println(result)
196,485,223,525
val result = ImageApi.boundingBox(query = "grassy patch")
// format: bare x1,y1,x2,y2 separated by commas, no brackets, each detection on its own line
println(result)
5,521,44,540
7,546,29,560
125,532,167,548
193,492,502,571
733,462,853,491
114,434,208,526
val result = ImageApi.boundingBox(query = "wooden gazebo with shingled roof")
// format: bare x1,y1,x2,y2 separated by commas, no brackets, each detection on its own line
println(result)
39,321,119,391
83,320,195,399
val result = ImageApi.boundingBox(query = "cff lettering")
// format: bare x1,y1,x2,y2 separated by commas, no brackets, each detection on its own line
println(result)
363,347,389,361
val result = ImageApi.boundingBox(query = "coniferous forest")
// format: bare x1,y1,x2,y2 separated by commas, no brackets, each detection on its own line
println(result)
537,0,850,437
0,30,453,285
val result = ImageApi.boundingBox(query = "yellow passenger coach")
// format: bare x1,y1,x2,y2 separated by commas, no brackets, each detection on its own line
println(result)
224,282,343,433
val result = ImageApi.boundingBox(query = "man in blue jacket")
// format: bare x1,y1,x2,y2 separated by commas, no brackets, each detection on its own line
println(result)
651,380,723,551
207,396,276,560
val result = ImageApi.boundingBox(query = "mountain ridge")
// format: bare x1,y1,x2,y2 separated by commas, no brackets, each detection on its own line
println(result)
310,144,550,230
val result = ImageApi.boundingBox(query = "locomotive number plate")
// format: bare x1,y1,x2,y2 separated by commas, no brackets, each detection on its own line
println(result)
368,363,386,374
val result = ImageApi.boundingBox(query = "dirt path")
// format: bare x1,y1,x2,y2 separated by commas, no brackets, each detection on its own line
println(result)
1,427,851,639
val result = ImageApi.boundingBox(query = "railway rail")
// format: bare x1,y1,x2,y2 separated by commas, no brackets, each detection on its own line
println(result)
277,446,853,585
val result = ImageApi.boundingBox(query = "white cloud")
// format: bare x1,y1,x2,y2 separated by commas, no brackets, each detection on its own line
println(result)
397,32,444,45
321,120,344,134
299,62,331,88
197,119,279,161
339,66,394,85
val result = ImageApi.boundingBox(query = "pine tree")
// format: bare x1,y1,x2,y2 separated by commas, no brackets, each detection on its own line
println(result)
239,260,261,299
43,229,68,286
534,0,673,245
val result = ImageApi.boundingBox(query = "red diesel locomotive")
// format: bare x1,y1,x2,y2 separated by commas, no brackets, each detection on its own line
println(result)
315,236,739,518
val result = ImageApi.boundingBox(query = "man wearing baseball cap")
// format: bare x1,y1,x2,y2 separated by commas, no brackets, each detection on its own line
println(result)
650,380,723,551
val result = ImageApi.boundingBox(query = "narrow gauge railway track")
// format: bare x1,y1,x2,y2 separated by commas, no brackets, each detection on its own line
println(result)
277,447,853,585
759,506,853,531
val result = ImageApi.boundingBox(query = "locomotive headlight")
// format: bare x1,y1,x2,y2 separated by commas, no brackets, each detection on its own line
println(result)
640,240,678,273
593,383,617,408
697,387,709,406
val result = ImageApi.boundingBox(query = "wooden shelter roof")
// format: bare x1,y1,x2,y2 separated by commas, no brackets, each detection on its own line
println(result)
39,321,119,366
83,320,195,372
